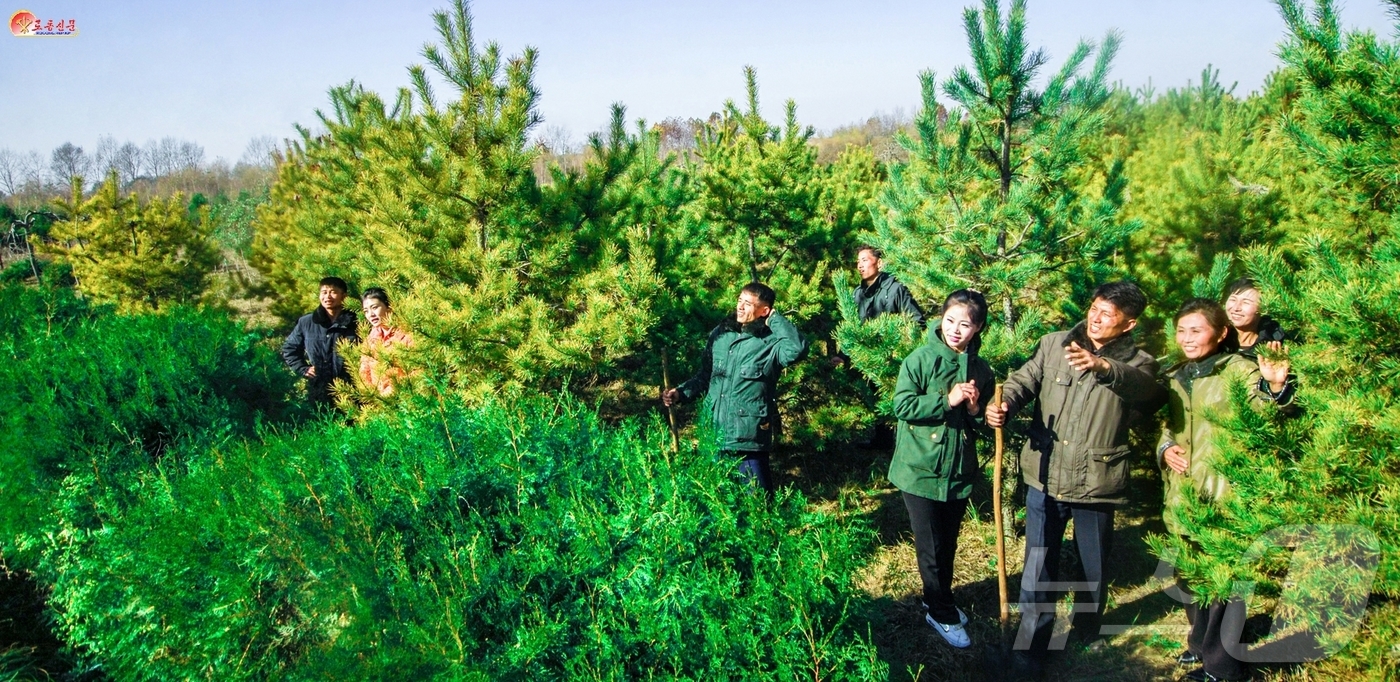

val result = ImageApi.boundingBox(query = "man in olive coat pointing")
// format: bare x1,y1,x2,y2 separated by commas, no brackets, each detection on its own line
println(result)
663,282,808,493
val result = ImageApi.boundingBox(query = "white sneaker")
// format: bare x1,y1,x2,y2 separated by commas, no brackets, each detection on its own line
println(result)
920,603,969,626
926,611,972,648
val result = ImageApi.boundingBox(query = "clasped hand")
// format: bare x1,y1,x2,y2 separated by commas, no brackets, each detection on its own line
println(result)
947,381,981,415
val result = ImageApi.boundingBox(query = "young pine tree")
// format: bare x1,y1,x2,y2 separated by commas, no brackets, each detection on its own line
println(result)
44,173,221,312
252,0,661,403
1146,3,1400,677
837,0,1139,391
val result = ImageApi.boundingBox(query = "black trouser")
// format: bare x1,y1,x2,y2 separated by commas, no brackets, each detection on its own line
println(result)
1180,580,1248,679
902,492,969,625
1016,486,1115,656
726,451,774,494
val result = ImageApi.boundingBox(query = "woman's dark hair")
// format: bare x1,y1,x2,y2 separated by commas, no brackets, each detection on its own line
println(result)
942,289,988,329
1223,277,1259,300
362,287,391,308
1175,297,1238,352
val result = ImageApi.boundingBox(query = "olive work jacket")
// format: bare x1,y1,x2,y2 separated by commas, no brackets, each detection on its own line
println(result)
675,311,809,453
888,334,995,502
1000,322,1168,505
1158,351,1293,536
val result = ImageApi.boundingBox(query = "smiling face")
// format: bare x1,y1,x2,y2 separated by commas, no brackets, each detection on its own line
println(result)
1084,297,1138,348
1176,311,1229,360
1225,287,1262,332
940,303,981,353
735,291,772,325
319,284,347,315
856,249,881,284
363,297,390,330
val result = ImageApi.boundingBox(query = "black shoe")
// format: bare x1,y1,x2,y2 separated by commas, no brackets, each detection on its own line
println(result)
1176,650,1201,666
1009,651,1043,681
1181,667,1247,682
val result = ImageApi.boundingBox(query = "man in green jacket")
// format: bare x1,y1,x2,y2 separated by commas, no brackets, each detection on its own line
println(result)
985,281,1168,678
663,282,809,493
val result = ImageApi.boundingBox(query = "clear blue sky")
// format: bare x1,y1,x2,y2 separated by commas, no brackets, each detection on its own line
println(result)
2,0,1396,162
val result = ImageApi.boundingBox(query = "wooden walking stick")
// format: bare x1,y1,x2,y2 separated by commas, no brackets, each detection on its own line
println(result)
661,348,680,452
993,382,1010,627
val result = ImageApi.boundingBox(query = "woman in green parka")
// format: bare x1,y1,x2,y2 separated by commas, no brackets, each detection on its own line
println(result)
890,289,995,649
1159,298,1292,682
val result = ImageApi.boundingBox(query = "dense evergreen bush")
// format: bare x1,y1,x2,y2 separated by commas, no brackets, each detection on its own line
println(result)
38,394,883,681
0,284,300,563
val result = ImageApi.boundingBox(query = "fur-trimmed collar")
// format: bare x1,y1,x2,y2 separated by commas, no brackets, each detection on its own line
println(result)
312,306,357,330
723,316,772,337
1062,321,1140,363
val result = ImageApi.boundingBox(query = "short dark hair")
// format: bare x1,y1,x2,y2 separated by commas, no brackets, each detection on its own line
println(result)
856,244,883,259
1090,280,1146,319
362,286,390,308
942,289,988,328
1223,277,1258,300
1175,297,1238,352
319,276,349,294
741,281,776,307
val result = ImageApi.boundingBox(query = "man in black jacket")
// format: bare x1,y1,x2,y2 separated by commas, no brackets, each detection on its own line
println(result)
853,245,925,325
281,276,360,407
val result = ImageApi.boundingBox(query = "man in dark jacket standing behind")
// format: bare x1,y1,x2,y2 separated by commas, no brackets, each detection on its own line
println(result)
853,245,924,326
985,281,1167,679
281,276,360,408
663,282,808,493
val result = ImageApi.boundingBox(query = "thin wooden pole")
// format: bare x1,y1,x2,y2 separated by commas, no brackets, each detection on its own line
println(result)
993,383,1010,627
661,349,679,452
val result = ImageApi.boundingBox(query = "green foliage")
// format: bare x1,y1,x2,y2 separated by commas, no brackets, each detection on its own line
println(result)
0,284,300,563
39,394,885,681
208,188,267,256
840,0,1136,391
253,0,661,403
1148,239,1400,673
44,173,222,312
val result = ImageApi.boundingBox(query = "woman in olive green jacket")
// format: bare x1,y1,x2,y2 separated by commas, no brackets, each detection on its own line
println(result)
1159,298,1292,682
890,289,995,649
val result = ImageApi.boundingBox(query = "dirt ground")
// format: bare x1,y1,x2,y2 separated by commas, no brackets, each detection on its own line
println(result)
779,440,1385,682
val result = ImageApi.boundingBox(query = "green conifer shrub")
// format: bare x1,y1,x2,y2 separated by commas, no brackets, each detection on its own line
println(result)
38,394,885,681
0,284,301,564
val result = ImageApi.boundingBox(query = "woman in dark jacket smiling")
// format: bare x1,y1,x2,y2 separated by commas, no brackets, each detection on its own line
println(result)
889,289,995,649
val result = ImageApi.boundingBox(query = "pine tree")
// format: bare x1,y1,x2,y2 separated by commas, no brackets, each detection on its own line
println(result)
44,173,220,312
838,0,1137,387
252,0,661,402
1147,3,1400,676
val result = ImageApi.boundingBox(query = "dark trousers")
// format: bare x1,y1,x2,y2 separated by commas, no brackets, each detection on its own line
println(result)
1181,581,1248,679
1016,486,1115,656
902,492,969,625
734,452,774,494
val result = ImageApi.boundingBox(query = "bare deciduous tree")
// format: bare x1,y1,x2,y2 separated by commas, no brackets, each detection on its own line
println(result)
238,136,280,168
50,142,90,183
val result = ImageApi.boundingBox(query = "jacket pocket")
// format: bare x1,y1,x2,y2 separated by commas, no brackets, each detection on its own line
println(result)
732,402,768,444
901,423,949,475
1086,444,1131,498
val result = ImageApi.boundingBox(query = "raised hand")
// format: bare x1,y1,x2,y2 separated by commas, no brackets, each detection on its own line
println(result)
1258,341,1290,393
1065,341,1108,374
